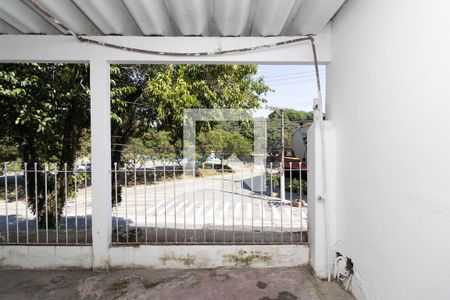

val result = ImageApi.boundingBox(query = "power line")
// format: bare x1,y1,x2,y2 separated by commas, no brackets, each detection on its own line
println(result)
265,73,322,83
268,79,327,87
262,70,321,79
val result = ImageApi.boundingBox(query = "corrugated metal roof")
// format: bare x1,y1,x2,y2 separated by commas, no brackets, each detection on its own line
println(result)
0,0,345,37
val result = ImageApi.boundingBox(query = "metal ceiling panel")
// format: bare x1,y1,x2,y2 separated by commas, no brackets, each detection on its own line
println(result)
33,0,101,35
280,0,306,35
123,0,173,36
72,0,141,35
0,0,58,34
0,0,344,36
213,0,253,37
287,0,346,35
252,0,296,36
166,0,210,36
0,18,20,34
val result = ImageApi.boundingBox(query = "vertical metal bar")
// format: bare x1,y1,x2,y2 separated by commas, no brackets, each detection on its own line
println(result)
193,163,196,243
84,167,88,244
3,163,8,243
114,163,119,243
231,166,235,243
183,164,186,243
299,163,303,242
251,167,254,244
173,164,177,243
64,163,68,244
221,163,225,242
54,170,58,243
34,163,38,243
241,165,244,243
202,162,206,243
280,164,283,243
134,165,138,243
124,165,128,243
163,162,167,243
212,162,215,243
44,163,48,244
154,166,157,244
261,169,264,243
290,162,293,243
74,168,78,244
15,170,19,243
144,165,147,244
24,163,29,244
270,162,274,243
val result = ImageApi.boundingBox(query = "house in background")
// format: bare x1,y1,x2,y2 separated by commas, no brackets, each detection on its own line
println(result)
0,0,449,299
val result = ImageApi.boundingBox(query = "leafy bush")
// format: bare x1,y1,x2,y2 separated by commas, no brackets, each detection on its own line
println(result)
290,178,307,195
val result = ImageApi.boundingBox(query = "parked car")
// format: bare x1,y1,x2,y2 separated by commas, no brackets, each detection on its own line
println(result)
76,163,91,172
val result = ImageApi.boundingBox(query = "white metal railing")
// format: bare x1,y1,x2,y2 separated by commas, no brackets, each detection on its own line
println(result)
111,161,308,245
0,162,91,245
0,160,307,246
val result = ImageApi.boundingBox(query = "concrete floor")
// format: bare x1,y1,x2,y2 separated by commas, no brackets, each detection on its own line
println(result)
0,267,354,300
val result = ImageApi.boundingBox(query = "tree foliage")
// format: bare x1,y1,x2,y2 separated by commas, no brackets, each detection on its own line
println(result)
267,109,313,159
1,63,269,225
197,129,252,165
0,63,90,227
122,129,180,166
111,64,269,166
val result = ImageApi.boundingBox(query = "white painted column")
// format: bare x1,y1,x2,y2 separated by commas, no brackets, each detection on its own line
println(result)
90,60,111,269
307,98,336,279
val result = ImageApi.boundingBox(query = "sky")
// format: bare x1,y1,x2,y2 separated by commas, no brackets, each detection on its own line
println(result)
254,64,326,116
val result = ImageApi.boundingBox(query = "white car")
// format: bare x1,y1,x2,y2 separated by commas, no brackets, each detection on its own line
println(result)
76,163,91,172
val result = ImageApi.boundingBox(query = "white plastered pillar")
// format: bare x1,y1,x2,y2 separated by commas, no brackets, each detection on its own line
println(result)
90,59,112,269
307,98,337,279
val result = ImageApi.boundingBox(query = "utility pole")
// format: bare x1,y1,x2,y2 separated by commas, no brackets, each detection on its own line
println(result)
280,110,285,201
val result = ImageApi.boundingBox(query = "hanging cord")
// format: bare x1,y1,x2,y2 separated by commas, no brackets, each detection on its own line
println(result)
25,0,313,57
309,36,331,282
309,36,323,104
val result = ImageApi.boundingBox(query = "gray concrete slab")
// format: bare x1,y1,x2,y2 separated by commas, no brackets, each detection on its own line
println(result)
0,267,354,300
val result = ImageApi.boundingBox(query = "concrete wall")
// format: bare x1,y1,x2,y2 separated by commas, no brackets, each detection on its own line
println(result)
0,245,308,270
0,246,93,269
327,0,450,299
109,245,309,269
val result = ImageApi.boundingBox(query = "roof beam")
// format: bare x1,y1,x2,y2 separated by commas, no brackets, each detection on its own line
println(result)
0,27,330,64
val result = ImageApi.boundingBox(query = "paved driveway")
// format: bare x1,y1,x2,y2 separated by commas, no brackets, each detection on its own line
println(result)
0,267,354,300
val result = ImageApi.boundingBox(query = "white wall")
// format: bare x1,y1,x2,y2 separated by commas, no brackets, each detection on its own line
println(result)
327,0,450,299
0,245,308,270
0,246,93,269
109,245,308,269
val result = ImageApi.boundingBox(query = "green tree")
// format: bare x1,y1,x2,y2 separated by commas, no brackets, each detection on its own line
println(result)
1,63,269,223
122,129,180,167
111,64,269,167
267,109,313,159
197,129,252,165
0,63,90,227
